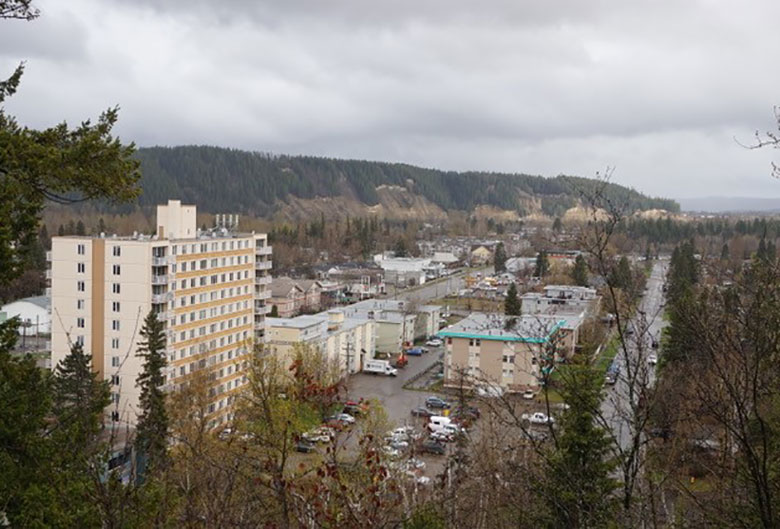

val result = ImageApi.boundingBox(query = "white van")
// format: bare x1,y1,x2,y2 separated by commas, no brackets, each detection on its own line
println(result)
427,416,452,432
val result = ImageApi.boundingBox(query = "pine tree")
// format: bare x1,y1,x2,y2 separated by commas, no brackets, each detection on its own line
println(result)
75,220,86,236
538,359,617,527
504,282,521,316
534,250,550,278
136,310,169,473
494,242,507,273
552,217,563,233
572,254,588,286
52,342,110,448
270,304,279,317
720,243,730,261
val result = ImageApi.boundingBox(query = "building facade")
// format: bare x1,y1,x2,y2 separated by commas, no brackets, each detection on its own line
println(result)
439,313,570,392
49,200,272,428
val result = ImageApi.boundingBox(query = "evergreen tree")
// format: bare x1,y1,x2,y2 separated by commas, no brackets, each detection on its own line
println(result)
572,254,588,286
136,310,169,473
98,217,107,234
75,220,86,236
52,342,110,447
721,242,730,261
538,359,617,527
394,238,408,257
270,304,279,317
57,224,65,236
534,250,550,278
494,242,507,273
552,217,563,233
504,282,521,316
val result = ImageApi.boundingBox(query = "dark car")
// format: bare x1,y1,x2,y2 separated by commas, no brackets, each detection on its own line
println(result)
454,406,480,419
295,440,317,453
343,404,362,416
420,440,446,455
411,407,435,418
425,396,451,409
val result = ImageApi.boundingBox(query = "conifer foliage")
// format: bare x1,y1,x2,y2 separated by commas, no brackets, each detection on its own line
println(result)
136,311,169,472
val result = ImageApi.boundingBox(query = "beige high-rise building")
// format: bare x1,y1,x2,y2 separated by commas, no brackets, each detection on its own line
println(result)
49,200,272,428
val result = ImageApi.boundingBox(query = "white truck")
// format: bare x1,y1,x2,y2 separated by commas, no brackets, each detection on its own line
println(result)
363,359,398,377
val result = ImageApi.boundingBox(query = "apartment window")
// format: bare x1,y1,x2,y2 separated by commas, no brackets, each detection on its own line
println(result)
469,339,474,346
112,246,121,257
111,356,120,367
475,339,481,346
112,264,120,276
76,335,84,346
200,259,207,270
77,244,85,255
111,375,120,385
77,262,85,273
77,299,84,310
112,319,120,331
77,317,85,328
181,262,187,272
112,393,120,404
112,301,120,312
112,283,120,294
111,411,119,422
111,338,119,349
77,280,85,292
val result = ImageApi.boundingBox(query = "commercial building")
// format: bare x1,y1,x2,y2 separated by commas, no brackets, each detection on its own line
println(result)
266,309,375,375
1,295,50,336
49,200,272,428
439,312,578,392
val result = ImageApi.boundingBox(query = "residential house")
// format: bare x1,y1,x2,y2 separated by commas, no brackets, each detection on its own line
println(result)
1,295,50,336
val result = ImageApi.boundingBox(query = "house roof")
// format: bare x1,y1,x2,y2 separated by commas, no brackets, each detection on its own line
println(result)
270,277,304,297
2,295,49,310
439,312,567,343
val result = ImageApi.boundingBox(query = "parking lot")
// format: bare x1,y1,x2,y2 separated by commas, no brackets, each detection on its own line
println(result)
346,346,445,426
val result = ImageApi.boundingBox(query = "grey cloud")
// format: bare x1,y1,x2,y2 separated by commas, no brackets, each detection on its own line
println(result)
3,0,780,199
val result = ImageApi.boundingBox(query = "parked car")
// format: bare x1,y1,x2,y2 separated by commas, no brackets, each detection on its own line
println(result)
430,431,454,443
404,458,426,471
382,446,401,458
406,347,424,356
522,412,555,425
387,439,410,450
295,440,317,453
416,476,432,486
343,404,362,416
411,406,435,418
425,396,451,409
647,354,658,365
426,338,443,347
302,431,330,443
522,389,535,400
420,440,446,455
326,413,356,425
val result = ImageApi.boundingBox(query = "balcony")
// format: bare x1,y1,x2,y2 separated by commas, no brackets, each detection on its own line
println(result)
151,274,168,285
45,269,52,280
255,289,271,300
255,260,272,271
154,311,170,322
254,321,266,331
152,256,169,266
45,287,51,297
254,303,271,315
254,274,271,285
46,251,52,261
255,245,272,256
151,291,173,304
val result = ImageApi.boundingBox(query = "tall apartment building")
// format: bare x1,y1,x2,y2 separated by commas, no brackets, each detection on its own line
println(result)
49,200,272,428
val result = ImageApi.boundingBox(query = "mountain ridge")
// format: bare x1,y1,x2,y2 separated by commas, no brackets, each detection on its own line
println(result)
131,145,680,220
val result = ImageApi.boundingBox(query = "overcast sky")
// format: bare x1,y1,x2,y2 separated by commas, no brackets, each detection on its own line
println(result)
2,0,780,199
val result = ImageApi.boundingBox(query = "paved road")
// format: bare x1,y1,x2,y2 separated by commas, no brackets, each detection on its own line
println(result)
392,266,494,304
601,260,668,452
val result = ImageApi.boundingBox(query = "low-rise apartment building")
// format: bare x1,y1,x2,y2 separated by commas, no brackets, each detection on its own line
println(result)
266,309,375,374
439,313,575,392
49,200,272,429
521,285,601,316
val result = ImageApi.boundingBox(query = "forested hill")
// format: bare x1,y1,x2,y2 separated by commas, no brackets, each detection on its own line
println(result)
133,145,679,219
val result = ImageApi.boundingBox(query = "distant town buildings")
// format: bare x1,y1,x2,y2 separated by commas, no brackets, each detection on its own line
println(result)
521,285,601,316
49,200,272,429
